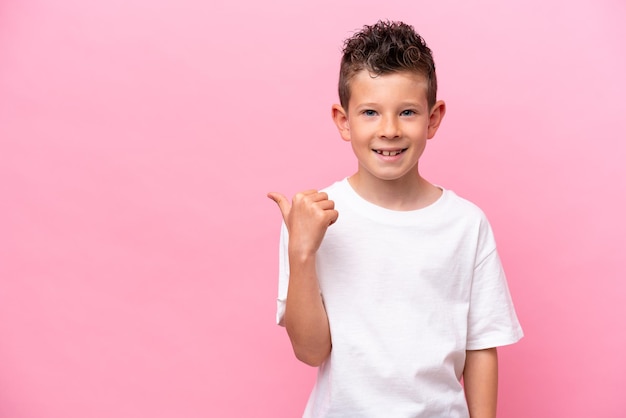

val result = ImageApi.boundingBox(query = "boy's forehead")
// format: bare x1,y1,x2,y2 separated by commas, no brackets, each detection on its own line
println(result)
348,70,429,102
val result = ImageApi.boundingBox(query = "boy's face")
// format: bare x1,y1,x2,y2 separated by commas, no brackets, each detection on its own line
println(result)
332,70,445,185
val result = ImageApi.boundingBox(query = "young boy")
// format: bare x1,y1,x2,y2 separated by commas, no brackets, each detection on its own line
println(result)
268,20,522,418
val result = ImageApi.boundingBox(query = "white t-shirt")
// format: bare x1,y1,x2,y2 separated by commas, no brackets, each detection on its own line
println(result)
276,179,523,418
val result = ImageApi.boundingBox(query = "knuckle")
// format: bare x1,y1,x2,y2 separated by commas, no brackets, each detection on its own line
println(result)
293,192,306,203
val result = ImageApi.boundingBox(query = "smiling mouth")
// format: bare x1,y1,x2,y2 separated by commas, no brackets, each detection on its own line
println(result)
374,149,407,156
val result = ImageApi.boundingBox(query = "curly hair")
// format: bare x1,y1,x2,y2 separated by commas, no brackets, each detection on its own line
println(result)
338,20,438,110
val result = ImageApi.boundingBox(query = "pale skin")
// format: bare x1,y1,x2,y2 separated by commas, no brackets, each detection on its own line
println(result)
269,70,498,417
266,189,336,366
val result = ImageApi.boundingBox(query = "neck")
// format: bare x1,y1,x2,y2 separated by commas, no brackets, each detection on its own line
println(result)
348,169,442,211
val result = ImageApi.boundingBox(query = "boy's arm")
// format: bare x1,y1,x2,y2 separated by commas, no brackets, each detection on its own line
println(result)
283,251,331,366
268,190,338,367
464,347,498,418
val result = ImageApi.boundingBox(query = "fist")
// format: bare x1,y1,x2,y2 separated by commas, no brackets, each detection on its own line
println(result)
267,190,338,256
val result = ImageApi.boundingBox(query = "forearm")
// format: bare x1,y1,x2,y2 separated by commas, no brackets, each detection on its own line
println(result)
464,348,498,418
284,252,331,367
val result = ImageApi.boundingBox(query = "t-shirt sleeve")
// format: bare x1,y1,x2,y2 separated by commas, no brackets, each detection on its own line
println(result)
466,223,524,350
276,223,289,326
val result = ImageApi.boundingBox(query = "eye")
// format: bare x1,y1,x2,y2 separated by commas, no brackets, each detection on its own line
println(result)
362,109,377,117
400,109,416,116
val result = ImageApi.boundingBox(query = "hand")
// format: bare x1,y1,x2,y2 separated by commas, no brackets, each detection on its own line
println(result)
267,190,338,257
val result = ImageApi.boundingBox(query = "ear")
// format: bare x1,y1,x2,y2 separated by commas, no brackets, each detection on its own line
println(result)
331,104,351,142
427,100,446,139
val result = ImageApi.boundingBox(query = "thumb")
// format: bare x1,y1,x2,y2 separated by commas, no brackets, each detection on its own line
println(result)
267,192,291,222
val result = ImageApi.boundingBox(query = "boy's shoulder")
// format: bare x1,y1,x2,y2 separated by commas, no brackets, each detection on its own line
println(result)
320,178,348,194
441,187,489,218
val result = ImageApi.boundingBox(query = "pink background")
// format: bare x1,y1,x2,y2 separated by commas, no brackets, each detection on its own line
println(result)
2,0,625,417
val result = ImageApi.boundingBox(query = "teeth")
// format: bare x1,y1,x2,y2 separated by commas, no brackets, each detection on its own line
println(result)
377,150,403,156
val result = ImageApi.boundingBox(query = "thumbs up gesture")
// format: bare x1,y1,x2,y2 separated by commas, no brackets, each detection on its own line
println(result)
267,190,339,257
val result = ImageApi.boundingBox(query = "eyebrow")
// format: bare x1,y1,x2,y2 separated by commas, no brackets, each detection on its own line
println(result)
355,101,425,109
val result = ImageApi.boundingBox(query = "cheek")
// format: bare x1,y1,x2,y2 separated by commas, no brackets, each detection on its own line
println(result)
348,122,373,138
406,122,429,137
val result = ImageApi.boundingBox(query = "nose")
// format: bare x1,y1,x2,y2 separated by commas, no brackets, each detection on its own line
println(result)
378,115,401,139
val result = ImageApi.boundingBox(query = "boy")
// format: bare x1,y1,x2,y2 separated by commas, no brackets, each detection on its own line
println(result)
268,20,522,418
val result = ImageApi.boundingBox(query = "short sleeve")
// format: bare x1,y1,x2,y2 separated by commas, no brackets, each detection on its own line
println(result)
466,246,524,350
276,223,289,326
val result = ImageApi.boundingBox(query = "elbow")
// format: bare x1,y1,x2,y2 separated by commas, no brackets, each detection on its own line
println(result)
293,345,330,367
287,328,331,366
283,314,332,367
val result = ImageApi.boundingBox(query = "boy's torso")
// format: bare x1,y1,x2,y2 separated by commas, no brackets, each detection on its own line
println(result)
277,178,522,417
306,179,486,417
